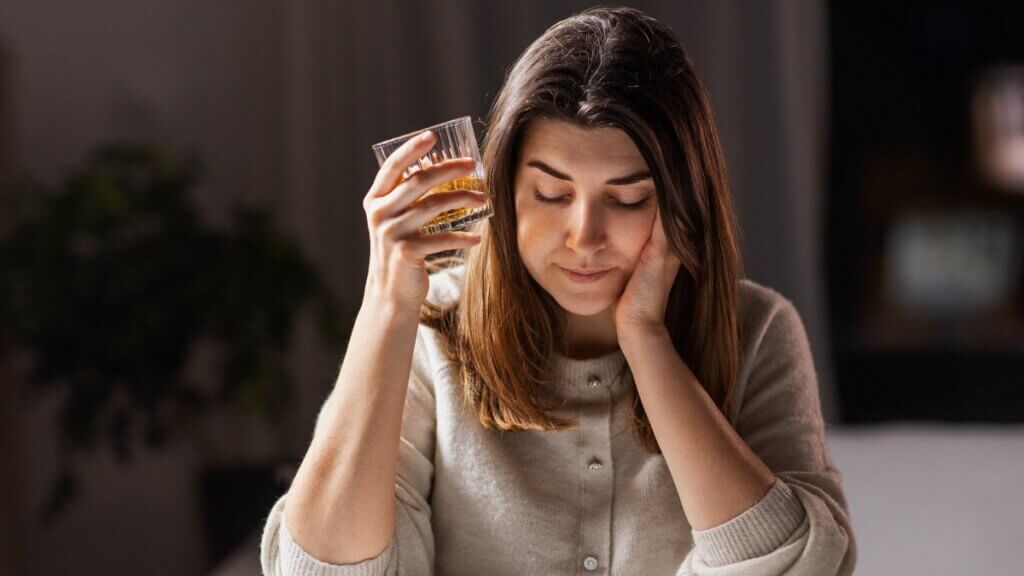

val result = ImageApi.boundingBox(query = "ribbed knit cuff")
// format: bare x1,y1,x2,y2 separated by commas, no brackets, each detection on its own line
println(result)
690,478,807,567
279,513,395,576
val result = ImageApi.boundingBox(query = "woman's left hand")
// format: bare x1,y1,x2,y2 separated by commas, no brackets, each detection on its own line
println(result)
613,207,682,336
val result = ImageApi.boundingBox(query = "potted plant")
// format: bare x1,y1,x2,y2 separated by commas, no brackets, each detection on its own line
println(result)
0,143,351,542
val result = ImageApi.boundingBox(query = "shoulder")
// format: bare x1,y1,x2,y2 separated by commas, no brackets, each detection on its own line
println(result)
737,278,805,348
733,278,815,417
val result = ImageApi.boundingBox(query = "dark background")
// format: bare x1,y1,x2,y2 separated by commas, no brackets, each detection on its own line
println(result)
827,1,1024,423
1,1,1022,575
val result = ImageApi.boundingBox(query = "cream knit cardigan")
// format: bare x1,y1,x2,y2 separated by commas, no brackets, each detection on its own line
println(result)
260,265,856,575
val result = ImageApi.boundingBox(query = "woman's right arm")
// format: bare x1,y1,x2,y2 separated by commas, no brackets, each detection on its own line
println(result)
282,300,422,563
260,130,485,574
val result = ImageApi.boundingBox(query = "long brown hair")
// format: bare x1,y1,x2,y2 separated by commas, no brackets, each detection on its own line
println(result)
422,6,743,454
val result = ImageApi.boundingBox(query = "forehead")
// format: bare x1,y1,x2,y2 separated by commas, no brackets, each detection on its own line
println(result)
518,117,645,167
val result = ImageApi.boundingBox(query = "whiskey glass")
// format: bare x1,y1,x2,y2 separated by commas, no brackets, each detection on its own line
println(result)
371,116,492,235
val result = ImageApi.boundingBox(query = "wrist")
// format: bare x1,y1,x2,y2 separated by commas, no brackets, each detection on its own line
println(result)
617,321,670,351
360,288,422,325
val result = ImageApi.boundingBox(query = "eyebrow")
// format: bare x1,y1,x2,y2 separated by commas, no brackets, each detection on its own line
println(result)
525,159,653,186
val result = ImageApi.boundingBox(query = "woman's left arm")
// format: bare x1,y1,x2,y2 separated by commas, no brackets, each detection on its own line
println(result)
619,299,856,576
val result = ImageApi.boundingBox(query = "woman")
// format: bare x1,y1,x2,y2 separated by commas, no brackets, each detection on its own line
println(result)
260,6,855,575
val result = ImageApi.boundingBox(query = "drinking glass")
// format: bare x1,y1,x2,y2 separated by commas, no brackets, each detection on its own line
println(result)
371,116,492,235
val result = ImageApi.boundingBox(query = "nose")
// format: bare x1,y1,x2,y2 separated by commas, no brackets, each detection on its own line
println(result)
564,199,607,256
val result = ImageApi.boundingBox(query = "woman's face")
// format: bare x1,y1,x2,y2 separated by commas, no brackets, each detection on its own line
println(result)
514,117,658,317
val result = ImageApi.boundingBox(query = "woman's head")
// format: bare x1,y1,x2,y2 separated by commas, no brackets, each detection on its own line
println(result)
423,6,743,452
514,117,657,318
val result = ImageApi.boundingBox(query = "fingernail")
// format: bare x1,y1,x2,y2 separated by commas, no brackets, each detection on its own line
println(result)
419,131,433,142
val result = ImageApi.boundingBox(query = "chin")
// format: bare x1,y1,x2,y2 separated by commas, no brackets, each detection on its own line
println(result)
552,293,613,316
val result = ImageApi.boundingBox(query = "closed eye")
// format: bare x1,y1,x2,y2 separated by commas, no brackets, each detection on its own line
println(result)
533,190,652,211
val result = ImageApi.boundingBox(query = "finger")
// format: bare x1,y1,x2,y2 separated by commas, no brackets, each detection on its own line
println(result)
655,207,677,253
665,251,682,292
405,230,483,258
660,210,682,275
393,188,486,234
650,206,667,247
651,209,679,274
377,157,476,216
370,130,438,198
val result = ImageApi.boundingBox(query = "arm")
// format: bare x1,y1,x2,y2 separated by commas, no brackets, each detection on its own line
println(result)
620,325,779,532
622,298,855,575
258,127,480,575
259,295,437,575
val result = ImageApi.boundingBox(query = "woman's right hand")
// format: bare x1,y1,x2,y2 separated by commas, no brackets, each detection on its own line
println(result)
362,130,486,312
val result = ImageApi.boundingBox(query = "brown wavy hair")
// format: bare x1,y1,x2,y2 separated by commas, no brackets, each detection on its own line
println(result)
421,6,743,454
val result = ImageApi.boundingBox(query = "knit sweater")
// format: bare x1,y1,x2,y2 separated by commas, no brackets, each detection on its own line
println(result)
259,265,856,575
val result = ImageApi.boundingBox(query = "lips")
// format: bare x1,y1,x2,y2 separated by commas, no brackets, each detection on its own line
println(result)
560,266,612,283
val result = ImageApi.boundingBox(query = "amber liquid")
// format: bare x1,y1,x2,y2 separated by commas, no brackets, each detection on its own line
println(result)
415,175,491,234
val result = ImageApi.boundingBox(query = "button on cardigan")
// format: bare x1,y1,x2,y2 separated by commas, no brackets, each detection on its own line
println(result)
260,265,856,575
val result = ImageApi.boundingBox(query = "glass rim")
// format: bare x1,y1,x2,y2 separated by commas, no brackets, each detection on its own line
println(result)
371,115,475,151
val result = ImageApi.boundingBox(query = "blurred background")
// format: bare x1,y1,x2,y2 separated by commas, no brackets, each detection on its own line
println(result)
1,1,1022,575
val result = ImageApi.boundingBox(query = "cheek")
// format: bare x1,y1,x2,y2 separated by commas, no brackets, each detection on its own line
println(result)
625,225,653,262
618,212,656,259
515,194,559,252
516,209,556,269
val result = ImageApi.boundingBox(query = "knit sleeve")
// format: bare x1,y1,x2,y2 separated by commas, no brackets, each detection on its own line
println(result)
259,332,438,576
678,296,857,576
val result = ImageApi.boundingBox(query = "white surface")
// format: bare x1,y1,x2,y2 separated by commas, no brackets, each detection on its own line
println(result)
826,423,1024,576
211,424,1024,575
